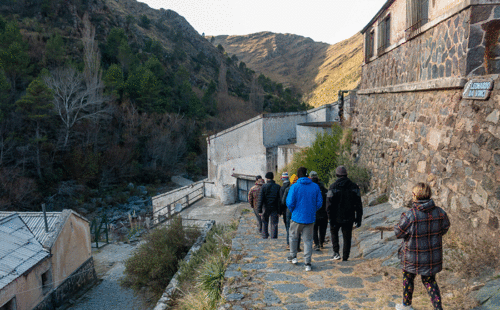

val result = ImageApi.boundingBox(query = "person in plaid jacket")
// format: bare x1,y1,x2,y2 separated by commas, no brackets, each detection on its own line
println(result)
394,183,450,310
248,176,265,234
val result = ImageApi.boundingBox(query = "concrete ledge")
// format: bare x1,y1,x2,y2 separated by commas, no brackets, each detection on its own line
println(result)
154,220,216,310
358,77,467,95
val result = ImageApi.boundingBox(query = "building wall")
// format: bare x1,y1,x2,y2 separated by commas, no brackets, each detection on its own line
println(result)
34,257,97,310
296,124,333,148
468,5,500,75
262,113,306,147
277,145,302,172
353,77,500,230
208,117,266,197
361,7,469,90
50,213,91,287
0,259,51,310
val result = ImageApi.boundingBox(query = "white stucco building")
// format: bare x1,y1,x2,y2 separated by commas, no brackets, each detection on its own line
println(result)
207,103,343,203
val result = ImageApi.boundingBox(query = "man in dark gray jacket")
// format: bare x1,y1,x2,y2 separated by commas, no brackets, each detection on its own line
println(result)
326,166,363,261
258,172,281,239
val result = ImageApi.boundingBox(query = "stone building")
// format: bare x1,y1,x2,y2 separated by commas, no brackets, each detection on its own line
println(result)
0,210,96,310
355,0,500,228
207,103,346,203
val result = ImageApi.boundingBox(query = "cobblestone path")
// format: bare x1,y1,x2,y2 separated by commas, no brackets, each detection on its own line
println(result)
221,211,403,310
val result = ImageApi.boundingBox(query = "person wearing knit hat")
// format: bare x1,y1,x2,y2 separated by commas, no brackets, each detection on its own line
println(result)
248,175,265,234
326,165,363,262
279,171,290,243
258,172,281,239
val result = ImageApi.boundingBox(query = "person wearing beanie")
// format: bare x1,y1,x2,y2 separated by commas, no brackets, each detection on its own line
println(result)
279,172,290,242
248,175,265,234
258,172,281,239
309,171,328,251
326,165,363,261
286,167,322,272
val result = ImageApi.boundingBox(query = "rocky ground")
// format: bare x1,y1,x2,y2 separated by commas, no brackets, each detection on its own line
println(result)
220,203,500,310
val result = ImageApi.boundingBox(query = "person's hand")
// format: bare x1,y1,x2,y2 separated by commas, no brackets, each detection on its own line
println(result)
259,213,262,216
354,222,361,228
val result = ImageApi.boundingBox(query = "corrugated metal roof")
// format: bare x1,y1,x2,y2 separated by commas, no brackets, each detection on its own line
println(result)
0,214,50,291
0,211,65,248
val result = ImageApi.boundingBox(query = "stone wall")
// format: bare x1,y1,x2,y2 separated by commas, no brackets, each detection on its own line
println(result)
353,78,500,230
34,257,97,310
361,8,468,90
468,5,500,75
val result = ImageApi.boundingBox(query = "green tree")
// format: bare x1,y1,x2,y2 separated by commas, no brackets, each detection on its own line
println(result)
201,80,217,116
139,15,151,29
103,28,127,65
0,69,11,121
44,33,65,67
15,78,54,179
0,21,31,93
103,64,124,97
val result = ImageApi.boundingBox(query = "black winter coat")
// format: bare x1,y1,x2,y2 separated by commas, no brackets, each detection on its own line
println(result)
279,181,290,215
312,178,328,219
326,177,363,225
258,180,281,216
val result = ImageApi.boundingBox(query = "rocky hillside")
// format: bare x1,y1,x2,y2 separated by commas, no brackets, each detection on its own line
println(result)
211,32,363,107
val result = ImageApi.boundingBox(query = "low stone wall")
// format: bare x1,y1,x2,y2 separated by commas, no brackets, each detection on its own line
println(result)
154,220,216,310
34,257,97,310
353,76,500,230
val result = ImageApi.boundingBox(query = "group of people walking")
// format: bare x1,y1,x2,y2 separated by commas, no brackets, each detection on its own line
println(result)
248,166,451,310
248,165,363,272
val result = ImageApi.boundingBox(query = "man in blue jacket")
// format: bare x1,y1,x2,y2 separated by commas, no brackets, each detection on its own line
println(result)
286,167,322,271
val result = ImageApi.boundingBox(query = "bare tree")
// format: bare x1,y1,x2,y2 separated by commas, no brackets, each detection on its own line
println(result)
44,14,110,148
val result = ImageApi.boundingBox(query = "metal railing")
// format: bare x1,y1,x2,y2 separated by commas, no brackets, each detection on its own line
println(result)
151,181,206,226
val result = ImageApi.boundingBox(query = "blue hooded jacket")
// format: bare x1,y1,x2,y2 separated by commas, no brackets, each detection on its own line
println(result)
286,177,323,224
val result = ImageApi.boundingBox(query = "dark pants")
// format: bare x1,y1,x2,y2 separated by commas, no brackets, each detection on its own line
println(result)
262,211,279,239
403,271,443,309
330,221,353,260
286,209,301,247
313,217,328,246
253,207,262,233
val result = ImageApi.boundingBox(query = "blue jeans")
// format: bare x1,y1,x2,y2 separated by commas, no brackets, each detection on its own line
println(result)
262,211,279,239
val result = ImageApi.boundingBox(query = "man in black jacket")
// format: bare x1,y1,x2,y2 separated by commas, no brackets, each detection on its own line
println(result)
258,172,281,239
326,166,363,261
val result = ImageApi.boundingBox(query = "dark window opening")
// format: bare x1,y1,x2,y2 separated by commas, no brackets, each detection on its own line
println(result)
378,15,391,54
41,270,53,295
406,0,429,34
365,29,375,62
0,298,16,310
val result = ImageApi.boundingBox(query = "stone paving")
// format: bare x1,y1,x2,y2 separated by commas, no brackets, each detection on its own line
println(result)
221,207,403,310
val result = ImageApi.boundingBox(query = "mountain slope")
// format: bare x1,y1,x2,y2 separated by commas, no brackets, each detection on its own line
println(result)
211,32,363,107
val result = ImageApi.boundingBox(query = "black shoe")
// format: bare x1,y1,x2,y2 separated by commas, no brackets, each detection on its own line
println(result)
297,248,302,252
314,244,320,251
342,258,348,261
331,252,341,260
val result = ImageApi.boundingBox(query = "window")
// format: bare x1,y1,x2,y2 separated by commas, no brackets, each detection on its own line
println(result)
378,15,391,53
407,0,429,32
0,298,16,310
41,270,53,295
365,29,375,62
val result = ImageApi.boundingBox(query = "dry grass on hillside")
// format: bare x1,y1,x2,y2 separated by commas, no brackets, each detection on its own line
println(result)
212,32,363,108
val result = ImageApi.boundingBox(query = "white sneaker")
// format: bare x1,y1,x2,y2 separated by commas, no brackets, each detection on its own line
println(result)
395,304,414,310
292,257,298,264
305,264,312,271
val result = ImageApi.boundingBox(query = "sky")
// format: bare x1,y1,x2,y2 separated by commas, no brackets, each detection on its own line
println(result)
140,0,388,45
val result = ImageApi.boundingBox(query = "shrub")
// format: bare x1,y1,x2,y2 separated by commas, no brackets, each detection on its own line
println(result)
121,217,200,302
173,222,237,309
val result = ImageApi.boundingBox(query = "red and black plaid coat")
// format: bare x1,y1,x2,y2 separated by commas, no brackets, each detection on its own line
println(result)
248,179,264,210
394,199,450,276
